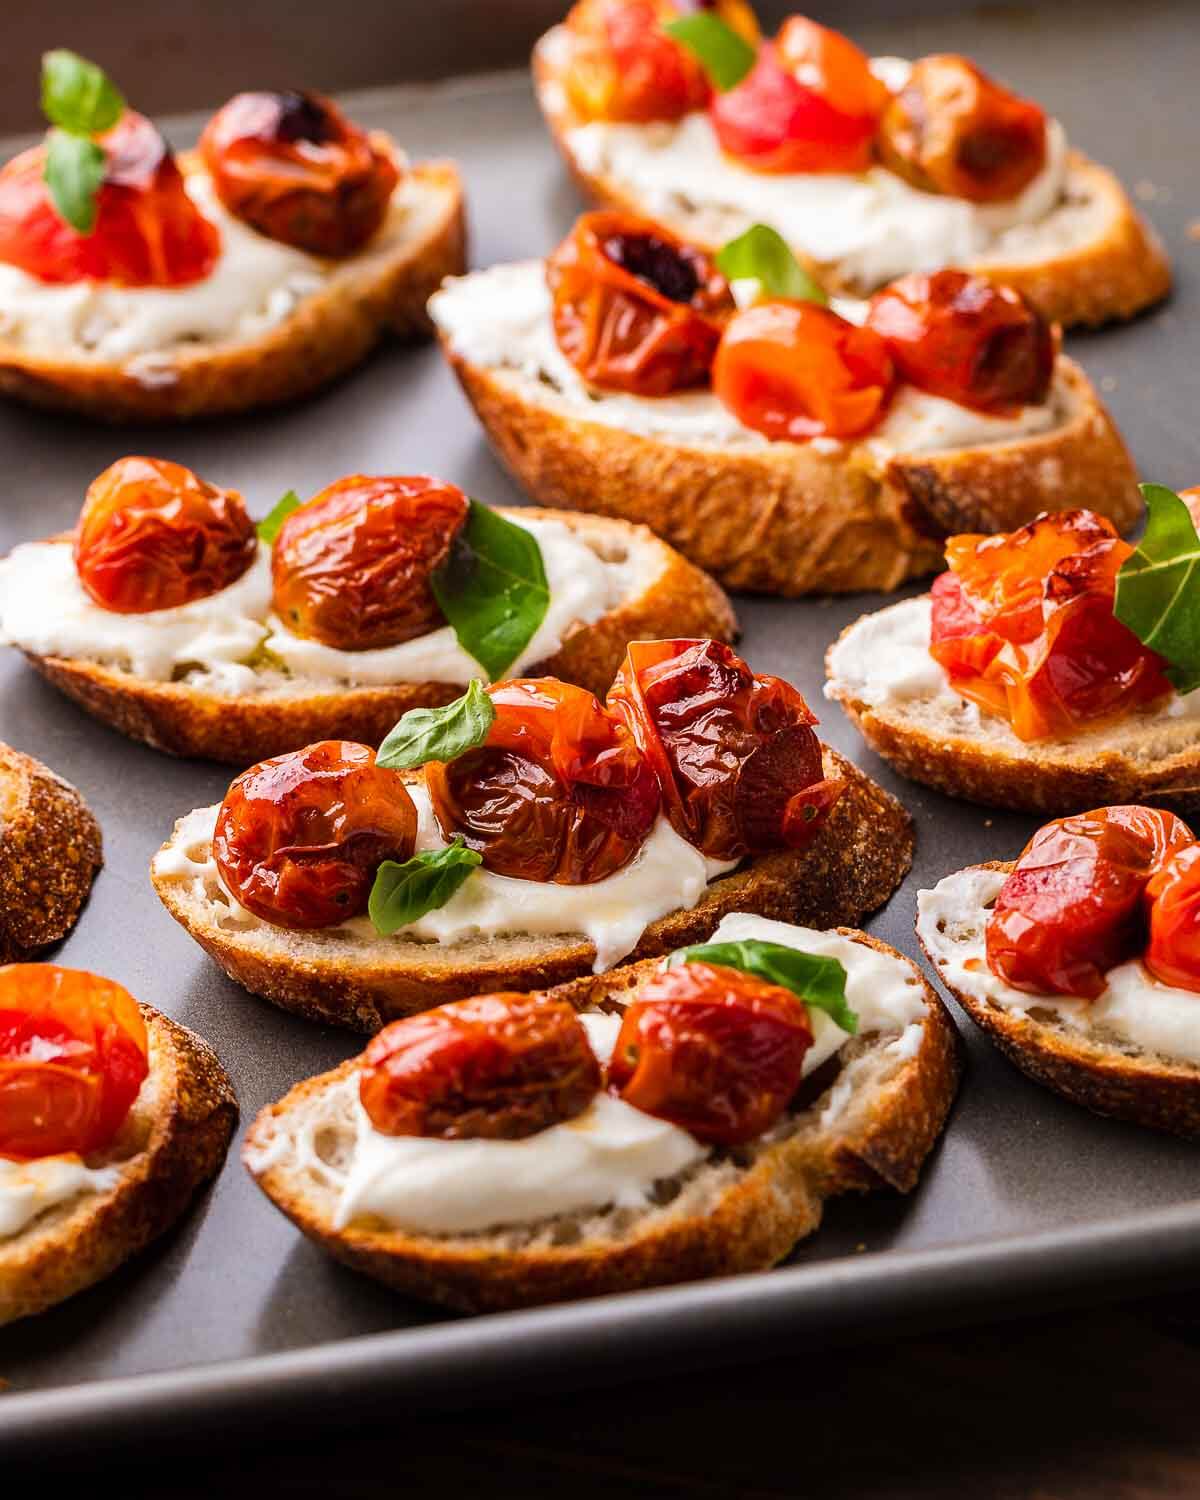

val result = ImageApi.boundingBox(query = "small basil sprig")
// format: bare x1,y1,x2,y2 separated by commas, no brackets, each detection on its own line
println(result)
256,489,302,544
369,839,482,936
40,50,125,233
377,680,495,770
669,938,857,1034
717,224,829,307
665,12,757,92
1114,483,1200,695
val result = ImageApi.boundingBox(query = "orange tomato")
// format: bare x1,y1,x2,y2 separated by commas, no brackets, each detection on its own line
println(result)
1145,844,1200,994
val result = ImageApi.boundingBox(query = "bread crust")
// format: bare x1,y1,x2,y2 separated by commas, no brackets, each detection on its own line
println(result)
152,749,914,1031
0,160,466,423
13,509,736,763
0,743,103,961
0,1007,237,1324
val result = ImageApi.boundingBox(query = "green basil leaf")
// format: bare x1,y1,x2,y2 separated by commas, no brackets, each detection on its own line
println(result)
377,680,495,771
369,838,483,936
669,938,857,1034
1114,483,1200,695
43,130,106,234
256,489,302,544
41,50,124,135
665,13,757,92
717,223,829,307
432,501,549,681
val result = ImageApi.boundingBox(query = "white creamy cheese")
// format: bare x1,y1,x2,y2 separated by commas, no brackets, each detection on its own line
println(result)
0,1154,123,1239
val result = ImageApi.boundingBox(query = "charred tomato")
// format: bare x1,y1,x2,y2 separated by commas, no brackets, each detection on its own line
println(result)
1145,844,1200,994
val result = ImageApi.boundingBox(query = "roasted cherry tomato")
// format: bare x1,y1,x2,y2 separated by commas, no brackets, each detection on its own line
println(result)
0,111,218,286
878,54,1047,203
360,993,601,1139
1144,844,1200,994
270,476,468,651
214,741,418,929
426,679,661,884
929,511,1173,742
607,638,844,861
712,298,894,442
711,17,887,174
0,965,149,1161
608,960,812,1144
865,269,1056,414
199,90,399,256
74,455,257,614
547,211,734,395
986,807,1195,999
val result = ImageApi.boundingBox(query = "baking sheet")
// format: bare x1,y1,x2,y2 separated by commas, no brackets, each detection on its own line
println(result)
1,0,1198,1451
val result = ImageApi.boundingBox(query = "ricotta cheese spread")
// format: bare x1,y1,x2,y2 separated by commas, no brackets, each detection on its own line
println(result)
0,1153,123,1239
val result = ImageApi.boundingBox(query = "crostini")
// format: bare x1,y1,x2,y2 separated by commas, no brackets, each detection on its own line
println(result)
827,492,1200,815
0,51,465,421
430,213,1138,595
0,457,735,762
153,640,913,1029
245,910,959,1310
533,4,1169,327
919,806,1200,1137
0,964,237,1324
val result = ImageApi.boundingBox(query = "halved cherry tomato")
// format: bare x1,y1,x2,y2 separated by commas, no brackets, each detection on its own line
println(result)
608,959,812,1144
0,965,149,1161
547,211,734,395
986,807,1195,998
1145,844,1200,994
74,455,257,614
214,741,418,929
426,679,661,884
607,638,844,860
0,111,219,286
270,476,468,651
360,993,601,1139
712,298,894,442
199,90,398,256
878,54,1047,203
866,269,1056,414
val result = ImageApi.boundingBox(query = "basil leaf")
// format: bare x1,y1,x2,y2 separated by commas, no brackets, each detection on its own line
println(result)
1114,483,1200,695
432,501,549,681
368,838,482,936
257,489,302,544
665,13,757,92
43,130,106,234
717,223,829,307
377,680,495,770
41,50,124,135
669,938,857,1034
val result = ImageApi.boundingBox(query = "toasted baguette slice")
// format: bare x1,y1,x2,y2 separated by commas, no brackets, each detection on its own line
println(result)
152,750,912,1031
533,31,1170,329
12,510,735,764
244,930,959,1312
0,159,465,423
918,862,1200,1137
0,1006,237,1324
0,743,103,961
826,594,1200,816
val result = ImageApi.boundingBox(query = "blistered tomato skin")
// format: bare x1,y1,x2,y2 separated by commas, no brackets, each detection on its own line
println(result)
0,965,149,1162
214,741,418,929
1145,844,1200,995
547,211,735,395
360,994,601,1139
270,476,468,651
0,112,219,287
199,90,399,256
986,807,1195,999
866,270,1056,414
426,679,661,884
608,961,812,1144
74,455,257,614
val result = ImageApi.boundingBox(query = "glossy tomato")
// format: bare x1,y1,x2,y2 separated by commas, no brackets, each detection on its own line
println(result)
1145,843,1200,994
360,994,601,1138
214,741,418,929
0,111,218,286
271,476,468,651
0,965,149,1161
74,455,257,614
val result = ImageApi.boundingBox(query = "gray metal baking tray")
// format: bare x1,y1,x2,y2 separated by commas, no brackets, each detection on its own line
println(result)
1,0,1198,1457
